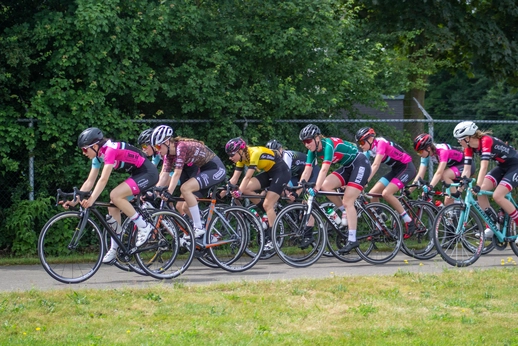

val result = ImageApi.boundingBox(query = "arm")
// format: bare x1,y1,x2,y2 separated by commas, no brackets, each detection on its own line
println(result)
156,165,171,187
429,161,448,188
81,164,113,208
368,154,383,182
299,165,313,184
167,168,183,195
409,164,427,192
238,167,255,193
315,162,331,191
476,160,489,187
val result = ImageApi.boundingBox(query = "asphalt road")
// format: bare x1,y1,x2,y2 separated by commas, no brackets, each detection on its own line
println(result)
1,248,516,292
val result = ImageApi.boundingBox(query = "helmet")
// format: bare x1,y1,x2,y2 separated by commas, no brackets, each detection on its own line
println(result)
77,127,103,148
225,137,246,156
414,133,433,151
138,128,154,146
453,121,478,139
266,139,282,150
299,124,321,141
355,127,376,142
151,125,174,146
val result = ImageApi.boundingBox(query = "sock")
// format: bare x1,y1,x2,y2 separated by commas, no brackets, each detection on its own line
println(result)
130,213,147,228
400,211,412,223
348,229,356,242
510,209,518,225
110,237,119,250
265,226,272,240
188,205,203,229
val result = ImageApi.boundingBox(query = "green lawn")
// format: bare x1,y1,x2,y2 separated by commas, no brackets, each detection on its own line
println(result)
1,267,518,345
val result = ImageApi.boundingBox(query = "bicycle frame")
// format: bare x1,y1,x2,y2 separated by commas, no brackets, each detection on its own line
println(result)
476,190,518,243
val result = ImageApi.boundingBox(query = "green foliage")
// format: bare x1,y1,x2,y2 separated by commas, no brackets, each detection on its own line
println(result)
1,197,54,256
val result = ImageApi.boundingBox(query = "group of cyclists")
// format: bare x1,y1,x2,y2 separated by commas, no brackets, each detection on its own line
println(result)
65,119,518,263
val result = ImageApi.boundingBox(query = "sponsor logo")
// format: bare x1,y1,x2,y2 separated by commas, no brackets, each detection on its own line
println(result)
494,145,510,154
213,168,226,181
512,173,518,183
399,174,409,183
355,166,365,184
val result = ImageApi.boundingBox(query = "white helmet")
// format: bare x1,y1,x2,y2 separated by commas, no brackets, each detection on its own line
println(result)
453,121,478,139
151,125,174,146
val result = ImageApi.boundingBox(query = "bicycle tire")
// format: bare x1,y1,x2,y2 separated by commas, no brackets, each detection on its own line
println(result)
271,203,327,268
134,210,195,280
433,204,484,267
208,206,264,272
400,200,438,260
355,202,403,265
38,211,104,284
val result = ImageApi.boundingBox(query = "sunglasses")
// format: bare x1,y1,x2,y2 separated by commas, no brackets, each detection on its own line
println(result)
358,140,366,146
302,138,313,145
153,144,162,151
81,142,98,153
141,143,150,150
457,136,468,143
417,149,425,154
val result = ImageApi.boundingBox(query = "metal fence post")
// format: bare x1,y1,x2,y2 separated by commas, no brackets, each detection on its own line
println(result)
413,98,434,180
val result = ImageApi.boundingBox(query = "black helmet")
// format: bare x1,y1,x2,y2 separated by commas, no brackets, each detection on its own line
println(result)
266,139,282,150
225,137,246,156
138,128,154,146
413,133,433,151
299,124,321,141
77,127,103,148
355,127,376,142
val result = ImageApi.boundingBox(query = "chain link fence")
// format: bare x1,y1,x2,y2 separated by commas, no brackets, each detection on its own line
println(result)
2,116,515,210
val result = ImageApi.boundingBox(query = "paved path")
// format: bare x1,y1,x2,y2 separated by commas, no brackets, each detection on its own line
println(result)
1,248,516,292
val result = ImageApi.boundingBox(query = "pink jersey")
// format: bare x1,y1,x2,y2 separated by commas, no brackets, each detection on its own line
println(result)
96,140,146,172
162,140,216,172
367,138,412,165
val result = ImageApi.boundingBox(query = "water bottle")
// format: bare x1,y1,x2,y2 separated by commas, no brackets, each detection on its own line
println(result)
261,213,269,230
434,200,444,209
326,208,341,226
497,208,505,224
106,214,122,235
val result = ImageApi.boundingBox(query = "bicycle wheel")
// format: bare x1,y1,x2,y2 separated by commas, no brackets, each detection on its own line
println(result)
400,200,438,260
433,204,484,267
271,203,327,268
208,206,264,272
38,211,103,284
355,202,403,265
134,210,195,279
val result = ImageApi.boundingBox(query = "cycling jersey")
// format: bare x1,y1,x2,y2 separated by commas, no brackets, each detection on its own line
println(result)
162,140,216,173
364,137,412,166
420,143,463,168
282,150,307,177
235,146,278,172
92,140,146,172
463,135,518,165
306,137,358,167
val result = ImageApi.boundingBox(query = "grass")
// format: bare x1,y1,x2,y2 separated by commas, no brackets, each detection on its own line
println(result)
2,267,518,345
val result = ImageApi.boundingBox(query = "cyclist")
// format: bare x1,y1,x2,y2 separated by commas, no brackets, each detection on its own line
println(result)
62,127,159,262
356,127,417,239
265,139,321,189
454,120,518,238
138,128,162,167
412,133,474,206
225,137,291,251
151,125,226,239
298,124,371,253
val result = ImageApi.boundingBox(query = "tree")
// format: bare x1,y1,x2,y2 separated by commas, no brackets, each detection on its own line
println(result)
354,0,518,138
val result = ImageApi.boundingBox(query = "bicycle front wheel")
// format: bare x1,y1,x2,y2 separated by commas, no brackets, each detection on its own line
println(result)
134,210,195,280
38,211,104,284
433,204,484,267
272,203,327,268
400,200,438,260
355,203,403,265
208,206,263,272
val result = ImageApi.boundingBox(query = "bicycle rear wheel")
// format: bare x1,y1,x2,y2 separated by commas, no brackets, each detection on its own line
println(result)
134,210,195,279
433,204,484,267
400,200,438,260
208,206,264,272
271,203,327,268
38,211,103,284
355,203,402,265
